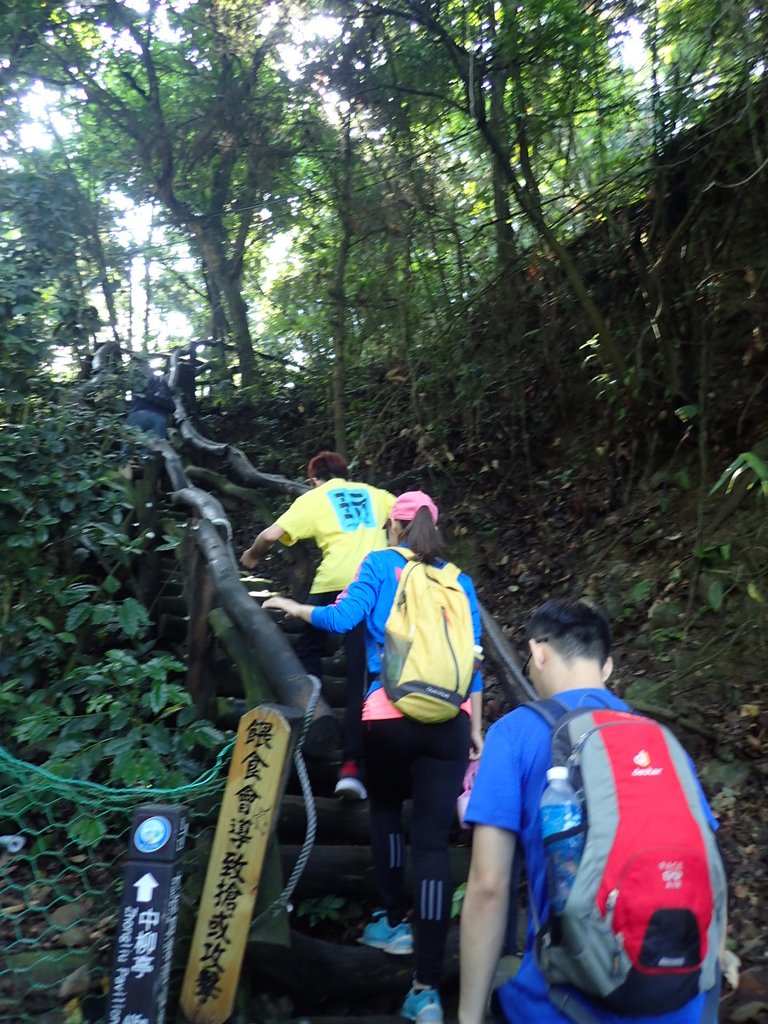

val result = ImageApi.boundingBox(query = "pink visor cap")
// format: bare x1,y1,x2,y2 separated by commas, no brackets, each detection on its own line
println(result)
391,490,439,524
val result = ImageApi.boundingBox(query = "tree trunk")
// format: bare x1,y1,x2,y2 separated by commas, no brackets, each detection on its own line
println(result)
407,1,627,382
329,111,354,457
487,1,518,271
142,247,152,354
192,227,256,386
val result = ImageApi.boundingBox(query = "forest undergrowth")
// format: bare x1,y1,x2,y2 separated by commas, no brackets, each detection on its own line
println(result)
472,458,767,1022
211,391,768,1022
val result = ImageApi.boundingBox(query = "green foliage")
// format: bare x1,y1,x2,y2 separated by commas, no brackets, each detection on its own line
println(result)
710,451,768,498
451,882,467,920
628,578,653,607
0,152,113,390
650,626,684,646
693,543,731,564
296,894,362,930
618,578,653,621
672,469,693,492
0,402,130,680
0,393,223,792
674,405,699,423
67,815,109,847
655,0,764,102
2,0,765,467
0,649,223,789
4,0,311,384
0,1,746,401
706,579,724,613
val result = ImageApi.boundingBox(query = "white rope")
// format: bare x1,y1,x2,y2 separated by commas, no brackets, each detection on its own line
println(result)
253,673,321,922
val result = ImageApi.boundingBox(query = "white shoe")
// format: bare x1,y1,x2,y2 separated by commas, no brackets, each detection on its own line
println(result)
334,762,368,800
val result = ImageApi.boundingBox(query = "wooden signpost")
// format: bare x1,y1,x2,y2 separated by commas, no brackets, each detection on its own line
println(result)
180,706,291,1024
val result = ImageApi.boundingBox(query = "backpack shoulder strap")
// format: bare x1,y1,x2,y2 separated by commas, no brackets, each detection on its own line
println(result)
391,546,415,561
523,697,570,729
427,560,462,587
525,695,627,769
387,547,420,606
392,547,420,584
524,693,620,728
546,985,601,1024
390,549,462,589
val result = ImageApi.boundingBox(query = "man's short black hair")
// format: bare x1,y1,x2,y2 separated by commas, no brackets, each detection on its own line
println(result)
526,599,612,666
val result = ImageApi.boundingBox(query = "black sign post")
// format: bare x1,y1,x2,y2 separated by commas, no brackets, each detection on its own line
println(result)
107,804,189,1024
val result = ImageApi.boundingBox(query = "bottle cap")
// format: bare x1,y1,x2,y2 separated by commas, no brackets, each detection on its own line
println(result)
546,766,569,782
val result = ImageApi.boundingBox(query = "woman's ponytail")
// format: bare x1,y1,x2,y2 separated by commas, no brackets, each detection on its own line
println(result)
397,507,446,564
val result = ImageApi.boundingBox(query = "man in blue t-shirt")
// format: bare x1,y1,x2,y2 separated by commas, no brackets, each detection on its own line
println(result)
458,598,724,1024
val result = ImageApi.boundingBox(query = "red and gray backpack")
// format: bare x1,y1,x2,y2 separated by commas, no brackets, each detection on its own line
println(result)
528,698,727,1021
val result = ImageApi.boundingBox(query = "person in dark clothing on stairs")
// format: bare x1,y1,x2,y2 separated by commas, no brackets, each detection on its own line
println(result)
126,369,175,439
120,366,175,481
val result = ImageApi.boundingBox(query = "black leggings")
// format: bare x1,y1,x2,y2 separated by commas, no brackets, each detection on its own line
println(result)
363,713,470,987
293,590,367,763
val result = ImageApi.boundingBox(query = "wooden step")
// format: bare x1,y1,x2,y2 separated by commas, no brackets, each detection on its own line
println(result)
279,845,470,900
288,1018,418,1024
279,795,413,845
287,1015,467,1024
247,925,459,999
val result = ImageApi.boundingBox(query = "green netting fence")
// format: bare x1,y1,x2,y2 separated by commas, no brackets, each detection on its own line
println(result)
0,739,235,1024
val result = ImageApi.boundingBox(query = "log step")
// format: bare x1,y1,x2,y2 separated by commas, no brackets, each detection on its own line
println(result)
279,844,470,901
288,1019,421,1024
278,795,412,846
247,925,459,998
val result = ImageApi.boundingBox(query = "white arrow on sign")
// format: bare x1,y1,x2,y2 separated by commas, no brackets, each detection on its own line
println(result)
134,872,159,903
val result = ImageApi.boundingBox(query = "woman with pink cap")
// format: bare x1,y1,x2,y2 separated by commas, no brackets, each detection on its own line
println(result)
264,490,484,1024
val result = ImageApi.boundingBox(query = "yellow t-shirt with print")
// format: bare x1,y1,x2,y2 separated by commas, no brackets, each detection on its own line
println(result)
276,478,395,594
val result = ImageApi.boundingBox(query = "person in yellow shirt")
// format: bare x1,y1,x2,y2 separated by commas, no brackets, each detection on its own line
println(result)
241,450,395,799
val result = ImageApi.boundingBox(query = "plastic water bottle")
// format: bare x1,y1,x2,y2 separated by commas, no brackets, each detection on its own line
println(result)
539,766,585,915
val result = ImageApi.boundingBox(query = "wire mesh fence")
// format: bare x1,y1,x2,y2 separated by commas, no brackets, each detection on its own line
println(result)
0,741,233,1023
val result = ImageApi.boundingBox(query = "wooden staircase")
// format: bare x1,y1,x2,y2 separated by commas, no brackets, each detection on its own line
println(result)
119,368,531,1023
